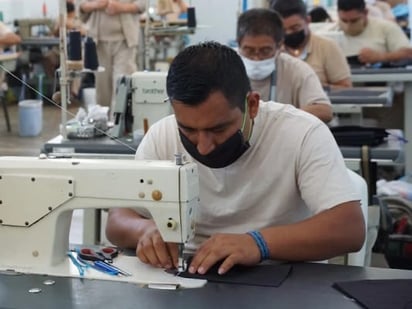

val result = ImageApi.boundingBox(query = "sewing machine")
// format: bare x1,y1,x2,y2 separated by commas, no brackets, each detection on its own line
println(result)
112,71,172,138
14,18,54,39
0,156,198,277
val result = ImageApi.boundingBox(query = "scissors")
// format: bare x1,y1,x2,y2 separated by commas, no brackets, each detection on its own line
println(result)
77,247,119,263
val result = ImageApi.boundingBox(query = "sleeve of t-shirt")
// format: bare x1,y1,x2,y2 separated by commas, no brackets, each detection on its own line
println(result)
297,62,331,107
324,40,351,84
296,123,361,214
385,21,410,52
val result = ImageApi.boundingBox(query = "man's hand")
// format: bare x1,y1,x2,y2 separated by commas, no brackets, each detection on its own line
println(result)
136,220,178,269
358,48,385,64
188,233,261,275
106,0,122,15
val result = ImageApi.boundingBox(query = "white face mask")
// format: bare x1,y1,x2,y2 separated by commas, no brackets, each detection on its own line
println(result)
240,56,276,81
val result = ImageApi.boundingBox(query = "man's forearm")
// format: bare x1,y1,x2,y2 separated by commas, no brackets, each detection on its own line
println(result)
106,208,151,249
80,1,100,13
382,47,412,63
114,2,140,14
261,202,365,262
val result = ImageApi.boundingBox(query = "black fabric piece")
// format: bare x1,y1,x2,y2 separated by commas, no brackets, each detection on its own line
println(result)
330,126,388,147
84,37,99,70
177,263,293,287
333,279,412,309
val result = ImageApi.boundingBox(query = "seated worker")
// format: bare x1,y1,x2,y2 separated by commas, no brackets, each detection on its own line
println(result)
105,41,365,275
154,0,188,22
237,9,333,123
309,6,333,23
0,21,21,92
337,0,412,65
0,21,21,51
271,0,352,89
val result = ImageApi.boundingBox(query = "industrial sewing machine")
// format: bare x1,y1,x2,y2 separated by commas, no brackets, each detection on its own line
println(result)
0,156,198,279
14,18,55,39
111,71,172,139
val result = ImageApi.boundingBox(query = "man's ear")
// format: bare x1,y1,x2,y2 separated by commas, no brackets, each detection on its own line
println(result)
247,91,260,119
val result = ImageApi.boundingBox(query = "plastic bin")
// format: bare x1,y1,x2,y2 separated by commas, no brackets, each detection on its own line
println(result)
18,100,43,137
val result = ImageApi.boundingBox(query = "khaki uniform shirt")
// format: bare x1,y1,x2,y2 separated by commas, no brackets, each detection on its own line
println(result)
340,17,410,56
302,33,351,86
80,0,145,47
251,53,330,107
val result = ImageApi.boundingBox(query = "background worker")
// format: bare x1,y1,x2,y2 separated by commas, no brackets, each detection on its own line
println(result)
271,0,352,89
237,8,333,122
80,0,145,117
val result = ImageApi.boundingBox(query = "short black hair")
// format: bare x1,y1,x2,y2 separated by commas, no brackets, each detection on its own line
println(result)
237,8,284,46
67,2,75,13
271,0,307,19
167,41,251,112
337,0,366,11
309,6,332,23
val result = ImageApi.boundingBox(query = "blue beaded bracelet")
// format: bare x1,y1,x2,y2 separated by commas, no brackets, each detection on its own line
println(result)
247,230,270,261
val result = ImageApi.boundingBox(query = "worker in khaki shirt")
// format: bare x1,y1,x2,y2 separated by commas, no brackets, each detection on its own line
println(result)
0,23,21,51
271,0,352,89
337,0,412,64
80,0,145,116
0,22,21,88
237,9,332,122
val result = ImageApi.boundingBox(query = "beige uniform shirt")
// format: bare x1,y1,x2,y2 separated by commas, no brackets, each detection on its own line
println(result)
340,17,410,56
302,33,351,87
251,53,330,107
80,0,145,47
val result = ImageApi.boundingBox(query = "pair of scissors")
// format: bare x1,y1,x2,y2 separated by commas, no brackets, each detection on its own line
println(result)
77,247,118,263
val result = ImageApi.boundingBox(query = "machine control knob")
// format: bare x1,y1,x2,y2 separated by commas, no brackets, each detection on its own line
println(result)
167,218,177,230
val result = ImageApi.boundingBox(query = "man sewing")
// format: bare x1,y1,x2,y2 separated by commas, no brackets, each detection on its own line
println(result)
337,0,412,64
106,41,365,275
237,8,333,123
271,0,352,89
0,22,21,51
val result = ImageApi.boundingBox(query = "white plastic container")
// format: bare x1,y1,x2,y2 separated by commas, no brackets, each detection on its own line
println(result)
18,100,43,137
82,87,96,111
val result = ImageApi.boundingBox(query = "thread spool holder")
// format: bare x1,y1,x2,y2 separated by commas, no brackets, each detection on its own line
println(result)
58,0,104,140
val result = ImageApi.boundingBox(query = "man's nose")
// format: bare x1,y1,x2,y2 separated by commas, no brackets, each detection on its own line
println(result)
196,131,215,155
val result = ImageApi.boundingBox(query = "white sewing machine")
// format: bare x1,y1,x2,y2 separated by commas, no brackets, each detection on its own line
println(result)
112,71,172,138
0,156,198,281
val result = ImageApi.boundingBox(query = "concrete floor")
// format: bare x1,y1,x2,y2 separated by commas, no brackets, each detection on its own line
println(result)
0,100,390,268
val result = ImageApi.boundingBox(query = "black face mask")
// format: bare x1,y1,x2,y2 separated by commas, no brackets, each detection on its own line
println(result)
179,129,250,169
284,29,306,49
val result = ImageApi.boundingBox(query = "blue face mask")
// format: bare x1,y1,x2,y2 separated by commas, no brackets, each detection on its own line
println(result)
179,100,252,169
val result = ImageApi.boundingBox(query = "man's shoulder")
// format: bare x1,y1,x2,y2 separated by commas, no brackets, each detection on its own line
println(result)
311,33,340,49
367,16,397,31
259,101,322,126
277,52,315,82
277,52,311,73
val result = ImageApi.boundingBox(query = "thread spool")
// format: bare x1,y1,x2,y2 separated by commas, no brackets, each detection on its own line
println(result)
187,7,196,28
67,30,83,71
84,37,99,70
68,31,82,61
